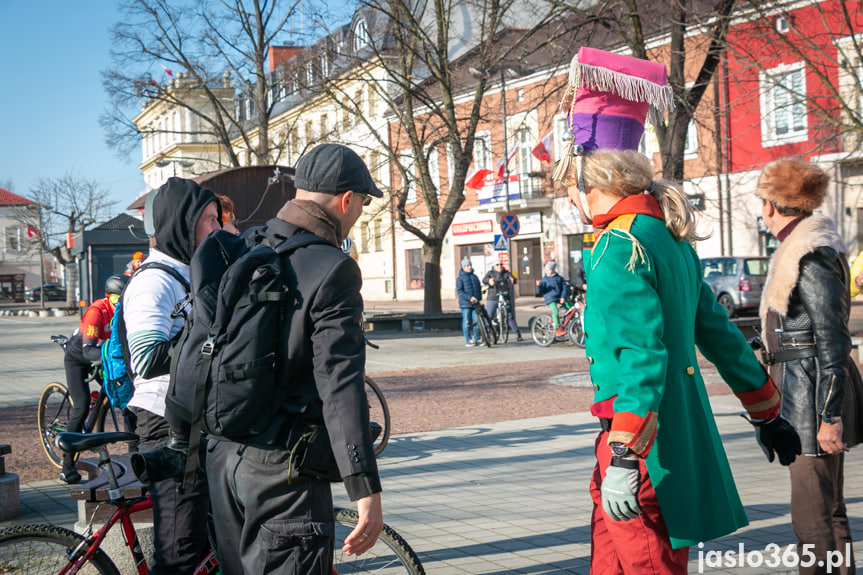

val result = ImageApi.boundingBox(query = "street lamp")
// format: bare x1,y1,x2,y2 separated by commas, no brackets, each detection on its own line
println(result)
155,158,195,177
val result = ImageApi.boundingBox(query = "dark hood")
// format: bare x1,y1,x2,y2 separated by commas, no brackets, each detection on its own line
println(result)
150,177,220,264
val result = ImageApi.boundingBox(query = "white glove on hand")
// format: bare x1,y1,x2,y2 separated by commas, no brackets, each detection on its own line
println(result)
601,461,642,521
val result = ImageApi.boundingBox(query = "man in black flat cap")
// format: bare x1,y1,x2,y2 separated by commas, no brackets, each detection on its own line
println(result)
206,143,384,574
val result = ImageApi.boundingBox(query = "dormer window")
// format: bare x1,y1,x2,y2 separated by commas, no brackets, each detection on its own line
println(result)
776,16,790,34
354,18,369,52
319,54,329,78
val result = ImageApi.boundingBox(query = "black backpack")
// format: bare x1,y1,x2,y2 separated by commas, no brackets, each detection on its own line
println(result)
166,228,329,488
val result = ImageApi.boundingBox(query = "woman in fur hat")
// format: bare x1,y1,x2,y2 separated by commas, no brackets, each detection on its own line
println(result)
758,157,860,575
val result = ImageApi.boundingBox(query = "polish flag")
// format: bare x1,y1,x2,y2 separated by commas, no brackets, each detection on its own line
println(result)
465,169,493,190
496,144,519,178
161,64,174,77
26,225,39,238
531,132,553,163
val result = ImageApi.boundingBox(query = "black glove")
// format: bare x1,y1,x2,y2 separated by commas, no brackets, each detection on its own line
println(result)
744,415,802,466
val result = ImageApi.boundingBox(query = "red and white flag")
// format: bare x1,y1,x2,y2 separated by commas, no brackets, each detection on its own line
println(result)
465,168,493,190
161,64,174,77
496,143,519,178
531,132,553,163
26,225,39,238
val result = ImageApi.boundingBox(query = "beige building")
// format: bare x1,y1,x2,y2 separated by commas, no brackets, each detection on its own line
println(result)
0,188,42,302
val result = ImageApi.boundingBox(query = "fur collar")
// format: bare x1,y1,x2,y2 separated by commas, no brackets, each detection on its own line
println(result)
760,214,847,319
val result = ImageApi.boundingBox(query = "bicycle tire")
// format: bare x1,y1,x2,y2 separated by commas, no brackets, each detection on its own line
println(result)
531,314,555,347
497,302,509,343
333,508,425,575
37,382,73,469
364,376,391,456
568,310,585,348
0,523,118,575
476,309,493,347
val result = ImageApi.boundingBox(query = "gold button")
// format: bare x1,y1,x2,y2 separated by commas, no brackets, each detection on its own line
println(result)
592,383,599,391
587,357,594,364
686,367,695,375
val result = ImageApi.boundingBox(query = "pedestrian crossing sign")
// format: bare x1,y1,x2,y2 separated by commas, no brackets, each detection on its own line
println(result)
494,235,509,251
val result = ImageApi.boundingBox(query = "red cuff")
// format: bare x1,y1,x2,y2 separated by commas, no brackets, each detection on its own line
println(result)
608,411,658,457
734,375,780,420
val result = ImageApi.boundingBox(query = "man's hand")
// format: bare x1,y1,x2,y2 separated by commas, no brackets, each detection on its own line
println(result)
469,296,477,303
559,298,565,305
817,419,848,455
488,278,495,286
601,462,641,521
855,272,863,289
751,416,802,465
342,493,383,556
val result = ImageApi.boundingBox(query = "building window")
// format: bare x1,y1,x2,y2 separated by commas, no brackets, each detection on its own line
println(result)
426,146,440,196
373,219,382,251
776,16,790,34
305,120,314,147
319,54,329,78
407,248,424,289
399,151,416,203
360,223,370,253
320,114,329,139
760,62,808,146
5,227,21,252
306,62,314,86
517,129,532,175
473,132,492,171
683,118,699,158
553,115,568,161
354,18,369,52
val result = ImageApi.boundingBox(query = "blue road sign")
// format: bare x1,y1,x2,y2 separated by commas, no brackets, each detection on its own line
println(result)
493,235,509,251
500,212,520,238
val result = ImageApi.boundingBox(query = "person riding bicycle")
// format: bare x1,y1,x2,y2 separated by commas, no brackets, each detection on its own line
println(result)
482,258,523,341
536,261,572,337
60,274,129,484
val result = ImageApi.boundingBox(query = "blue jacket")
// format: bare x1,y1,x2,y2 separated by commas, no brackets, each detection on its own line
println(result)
456,269,482,309
538,273,568,304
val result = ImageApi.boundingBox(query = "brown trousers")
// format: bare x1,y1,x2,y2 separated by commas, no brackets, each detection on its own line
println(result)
789,452,855,575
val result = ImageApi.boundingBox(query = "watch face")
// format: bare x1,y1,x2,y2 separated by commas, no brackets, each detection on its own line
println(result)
611,443,628,456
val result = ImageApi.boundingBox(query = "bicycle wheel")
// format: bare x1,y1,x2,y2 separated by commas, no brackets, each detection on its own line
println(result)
531,314,555,347
497,302,509,343
568,310,585,348
476,310,493,347
37,383,73,468
365,376,391,456
0,524,118,575
333,508,425,575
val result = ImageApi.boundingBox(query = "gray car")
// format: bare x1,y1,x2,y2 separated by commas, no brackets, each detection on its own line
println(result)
701,256,769,317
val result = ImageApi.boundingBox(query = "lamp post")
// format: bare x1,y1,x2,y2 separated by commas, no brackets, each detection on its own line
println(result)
155,158,195,178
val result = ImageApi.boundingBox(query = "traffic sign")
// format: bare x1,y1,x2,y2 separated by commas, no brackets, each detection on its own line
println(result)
493,235,509,251
500,212,520,238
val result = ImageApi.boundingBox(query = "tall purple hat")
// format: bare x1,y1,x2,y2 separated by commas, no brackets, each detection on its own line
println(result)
552,47,674,219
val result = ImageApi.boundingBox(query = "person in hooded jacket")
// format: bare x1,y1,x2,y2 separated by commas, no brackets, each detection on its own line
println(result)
123,177,221,574
456,258,482,346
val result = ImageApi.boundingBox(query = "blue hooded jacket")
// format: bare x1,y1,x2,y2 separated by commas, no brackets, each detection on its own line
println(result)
538,273,568,304
456,268,482,309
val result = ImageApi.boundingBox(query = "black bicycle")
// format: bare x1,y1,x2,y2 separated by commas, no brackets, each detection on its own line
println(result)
488,291,511,344
472,300,496,347
37,335,120,468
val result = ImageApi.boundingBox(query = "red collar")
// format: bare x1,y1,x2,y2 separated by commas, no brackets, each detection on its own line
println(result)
591,193,664,230
776,216,805,242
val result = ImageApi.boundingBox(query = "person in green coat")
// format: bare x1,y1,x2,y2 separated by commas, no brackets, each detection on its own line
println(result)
553,145,802,573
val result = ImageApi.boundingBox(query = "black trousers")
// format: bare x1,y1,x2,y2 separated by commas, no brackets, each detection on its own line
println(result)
789,452,855,575
62,336,91,471
207,438,335,575
134,408,211,575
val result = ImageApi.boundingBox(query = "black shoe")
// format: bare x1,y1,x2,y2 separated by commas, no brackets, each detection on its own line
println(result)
517,334,524,342
59,469,81,484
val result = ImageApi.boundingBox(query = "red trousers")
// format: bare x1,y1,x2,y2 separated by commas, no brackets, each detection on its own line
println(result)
590,430,689,574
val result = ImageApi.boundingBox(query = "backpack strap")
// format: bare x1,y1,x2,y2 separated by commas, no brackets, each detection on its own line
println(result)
179,233,330,492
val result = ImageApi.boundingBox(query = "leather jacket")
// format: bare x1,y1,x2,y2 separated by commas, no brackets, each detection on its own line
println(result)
760,215,856,455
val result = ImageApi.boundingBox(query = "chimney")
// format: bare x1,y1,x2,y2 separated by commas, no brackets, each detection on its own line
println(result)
268,45,303,73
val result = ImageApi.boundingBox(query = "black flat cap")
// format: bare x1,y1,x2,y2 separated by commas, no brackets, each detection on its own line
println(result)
294,143,383,198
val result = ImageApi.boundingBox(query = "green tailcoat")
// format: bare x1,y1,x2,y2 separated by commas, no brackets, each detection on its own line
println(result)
584,214,767,548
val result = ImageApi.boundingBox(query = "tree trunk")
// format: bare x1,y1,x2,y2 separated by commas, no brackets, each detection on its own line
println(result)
422,243,443,315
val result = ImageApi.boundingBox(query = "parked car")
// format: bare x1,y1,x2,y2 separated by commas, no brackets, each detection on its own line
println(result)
27,284,67,302
700,256,769,318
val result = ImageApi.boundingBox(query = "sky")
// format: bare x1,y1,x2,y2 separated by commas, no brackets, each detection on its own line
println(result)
0,1,147,214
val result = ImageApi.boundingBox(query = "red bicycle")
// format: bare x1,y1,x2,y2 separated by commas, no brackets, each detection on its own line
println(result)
0,432,424,574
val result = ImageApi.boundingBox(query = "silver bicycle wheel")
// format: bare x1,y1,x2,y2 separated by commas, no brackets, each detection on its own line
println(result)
333,508,425,574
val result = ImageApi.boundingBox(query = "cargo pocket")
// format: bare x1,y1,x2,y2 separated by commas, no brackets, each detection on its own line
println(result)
255,520,334,574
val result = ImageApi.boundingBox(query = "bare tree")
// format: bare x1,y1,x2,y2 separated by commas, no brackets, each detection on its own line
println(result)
302,0,587,313
101,0,302,169
15,171,117,269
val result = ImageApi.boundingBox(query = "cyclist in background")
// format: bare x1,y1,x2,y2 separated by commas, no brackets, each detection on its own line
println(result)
536,261,572,337
482,258,523,341
60,274,128,484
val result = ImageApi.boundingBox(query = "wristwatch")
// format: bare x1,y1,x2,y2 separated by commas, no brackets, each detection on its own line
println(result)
610,442,631,457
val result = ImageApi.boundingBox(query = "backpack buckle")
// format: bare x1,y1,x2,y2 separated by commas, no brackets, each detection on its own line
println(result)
201,336,216,356
172,295,191,319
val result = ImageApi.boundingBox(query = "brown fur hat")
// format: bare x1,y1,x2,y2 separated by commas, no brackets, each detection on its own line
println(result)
756,157,829,213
